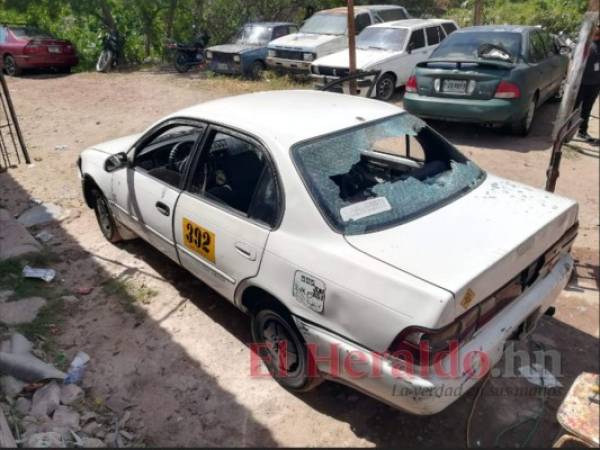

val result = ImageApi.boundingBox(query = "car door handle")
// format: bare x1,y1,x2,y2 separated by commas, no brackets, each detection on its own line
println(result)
155,201,170,217
235,242,256,261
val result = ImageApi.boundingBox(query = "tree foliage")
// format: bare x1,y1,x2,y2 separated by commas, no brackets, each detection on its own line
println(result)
0,0,591,70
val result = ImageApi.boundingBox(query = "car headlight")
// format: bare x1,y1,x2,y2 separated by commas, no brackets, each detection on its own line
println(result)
206,51,213,59
233,55,240,63
268,49,275,58
303,52,315,61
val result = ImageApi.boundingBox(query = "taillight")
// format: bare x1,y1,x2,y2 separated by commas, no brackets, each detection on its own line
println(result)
23,40,43,55
388,277,523,366
494,80,521,99
406,75,418,93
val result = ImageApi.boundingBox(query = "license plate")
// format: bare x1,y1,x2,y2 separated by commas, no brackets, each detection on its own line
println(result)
48,46,62,54
216,63,228,71
442,79,467,93
183,218,216,263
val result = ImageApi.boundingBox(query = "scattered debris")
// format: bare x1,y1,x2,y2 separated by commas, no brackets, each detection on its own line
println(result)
0,296,47,325
25,431,66,448
35,230,55,243
17,203,67,228
54,145,69,151
59,384,83,405
64,352,90,385
0,208,42,261
519,364,563,388
31,381,61,418
0,375,25,399
0,406,17,448
60,295,79,304
76,287,94,296
23,266,56,283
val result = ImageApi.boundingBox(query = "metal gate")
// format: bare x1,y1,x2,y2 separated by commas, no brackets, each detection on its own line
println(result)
0,72,29,170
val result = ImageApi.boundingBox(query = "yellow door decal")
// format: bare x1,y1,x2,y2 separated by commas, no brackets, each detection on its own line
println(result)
183,218,216,263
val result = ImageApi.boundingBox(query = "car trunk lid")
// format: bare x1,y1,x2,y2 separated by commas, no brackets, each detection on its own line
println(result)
345,174,578,319
414,59,515,100
25,38,74,55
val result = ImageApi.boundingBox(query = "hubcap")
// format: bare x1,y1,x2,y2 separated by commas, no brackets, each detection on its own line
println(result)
377,78,394,99
5,58,16,75
262,319,299,374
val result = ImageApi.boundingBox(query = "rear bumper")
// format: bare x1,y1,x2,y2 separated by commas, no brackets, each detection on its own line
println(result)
15,54,79,68
266,57,311,74
295,253,573,415
403,93,526,125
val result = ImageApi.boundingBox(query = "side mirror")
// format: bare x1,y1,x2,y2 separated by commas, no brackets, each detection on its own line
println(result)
104,152,128,172
407,42,414,54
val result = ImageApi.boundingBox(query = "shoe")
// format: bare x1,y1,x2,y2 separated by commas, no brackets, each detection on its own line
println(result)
577,131,596,143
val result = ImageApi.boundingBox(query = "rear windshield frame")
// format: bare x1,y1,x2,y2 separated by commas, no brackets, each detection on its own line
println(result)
290,113,487,235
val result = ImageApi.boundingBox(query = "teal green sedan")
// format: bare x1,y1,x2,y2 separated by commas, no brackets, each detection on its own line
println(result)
403,25,569,136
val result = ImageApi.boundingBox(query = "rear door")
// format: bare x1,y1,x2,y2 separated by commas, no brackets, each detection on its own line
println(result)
424,25,444,55
173,126,281,300
400,28,427,81
541,31,567,95
527,30,554,101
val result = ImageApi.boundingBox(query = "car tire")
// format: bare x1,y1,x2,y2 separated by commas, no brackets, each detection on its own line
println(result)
92,189,122,243
511,95,537,137
174,52,191,73
96,50,114,73
251,306,322,392
375,73,396,101
3,55,22,76
248,61,265,80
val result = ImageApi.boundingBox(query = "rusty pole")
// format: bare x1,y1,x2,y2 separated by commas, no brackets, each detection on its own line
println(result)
473,0,483,26
347,0,357,95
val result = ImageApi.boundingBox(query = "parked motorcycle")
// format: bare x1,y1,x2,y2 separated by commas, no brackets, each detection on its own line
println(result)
167,31,209,73
96,30,123,73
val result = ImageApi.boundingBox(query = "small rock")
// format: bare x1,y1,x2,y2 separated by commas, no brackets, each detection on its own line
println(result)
17,203,68,228
0,339,10,353
82,420,99,435
16,397,32,415
60,295,79,304
0,290,14,303
0,375,25,399
80,412,97,424
52,405,80,431
104,432,117,446
25,431,65,448
119,430,134,440
94,429,106,439
60,384,83,405
81,437,106,448
31,381,61,418
0,297,47,325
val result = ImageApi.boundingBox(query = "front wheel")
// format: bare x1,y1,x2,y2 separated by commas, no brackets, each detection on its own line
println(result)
174,52,191,73
92,189,122,243
96,50,114,73
248,60,265,80
375,73,396,101
251,307,322,392
3,55,22,76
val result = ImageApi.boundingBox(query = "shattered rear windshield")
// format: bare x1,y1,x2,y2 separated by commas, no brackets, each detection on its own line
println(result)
292,114,485,235
432,31,522,61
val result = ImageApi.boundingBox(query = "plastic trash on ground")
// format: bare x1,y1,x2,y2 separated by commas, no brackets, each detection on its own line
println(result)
64,351,90,385
22,266,56,283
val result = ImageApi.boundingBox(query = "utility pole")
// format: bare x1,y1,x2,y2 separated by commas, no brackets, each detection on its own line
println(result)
473,0,483,26
347,0,357,95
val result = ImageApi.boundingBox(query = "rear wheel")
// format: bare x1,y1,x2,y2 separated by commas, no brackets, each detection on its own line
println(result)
96,50,114,73
375,73,396,101
248,60,265,80
251,306,322,392
3,55,21,76
174,52,191,73
511,95,537,136
92,189,122,243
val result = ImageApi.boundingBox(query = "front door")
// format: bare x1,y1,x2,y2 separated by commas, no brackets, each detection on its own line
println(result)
174,127,281,300
112,121,206,262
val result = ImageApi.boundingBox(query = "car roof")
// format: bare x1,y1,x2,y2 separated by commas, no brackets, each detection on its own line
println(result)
371,18,452,30
456,25,536,34
244,21,295,27
171,90,401,149
320,4,405,15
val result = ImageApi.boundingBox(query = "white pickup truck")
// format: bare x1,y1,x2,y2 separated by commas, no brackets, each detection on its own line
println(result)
311,19,458,100
266,5,409,75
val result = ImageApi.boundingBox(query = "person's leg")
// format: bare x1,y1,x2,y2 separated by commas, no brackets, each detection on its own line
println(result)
578,84,600,139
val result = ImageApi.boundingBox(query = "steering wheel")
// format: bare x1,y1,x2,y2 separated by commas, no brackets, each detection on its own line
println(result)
168,141,190,171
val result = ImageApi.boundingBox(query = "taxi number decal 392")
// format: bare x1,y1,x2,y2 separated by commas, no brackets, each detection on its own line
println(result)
183,218,216,263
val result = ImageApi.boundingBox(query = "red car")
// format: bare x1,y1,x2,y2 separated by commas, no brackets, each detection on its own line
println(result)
0,25,79,76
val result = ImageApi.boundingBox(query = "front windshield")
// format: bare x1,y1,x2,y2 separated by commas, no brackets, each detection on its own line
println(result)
293,114,485,235
12,27,53,39
432,31,522,61
357,28,408,51
300,13,347,35
234,25,272,45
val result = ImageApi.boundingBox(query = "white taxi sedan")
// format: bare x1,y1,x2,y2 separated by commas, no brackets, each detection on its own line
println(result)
78,91,577,414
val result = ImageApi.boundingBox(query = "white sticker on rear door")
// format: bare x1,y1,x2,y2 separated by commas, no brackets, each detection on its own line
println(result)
340,197,392,222
293,271,326,313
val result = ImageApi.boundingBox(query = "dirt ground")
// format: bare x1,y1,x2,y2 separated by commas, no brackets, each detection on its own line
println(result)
1,71,598,447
